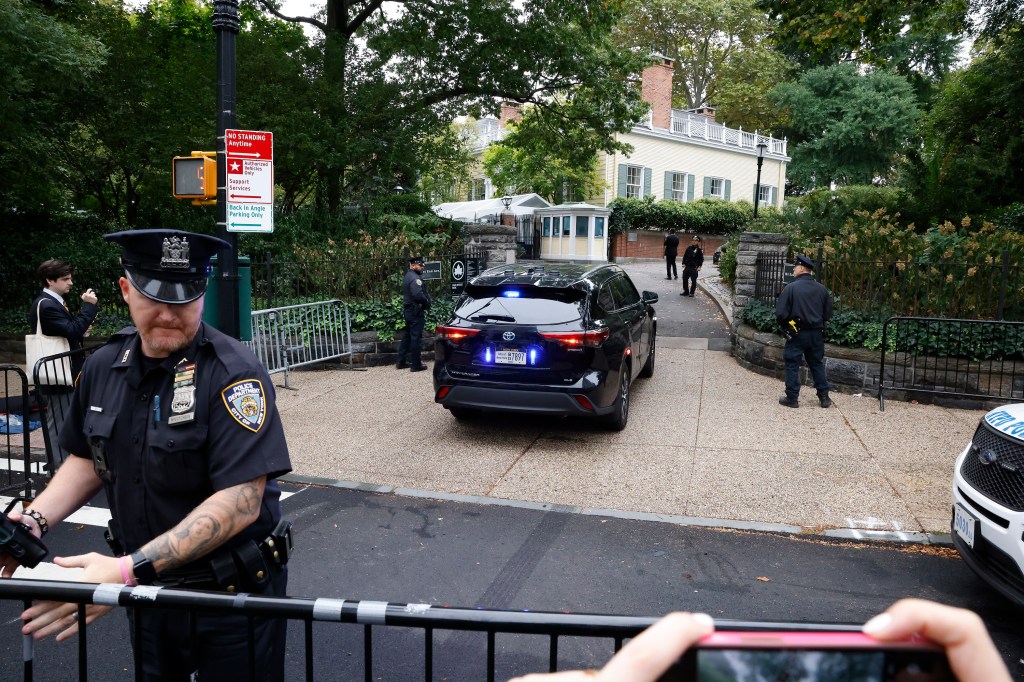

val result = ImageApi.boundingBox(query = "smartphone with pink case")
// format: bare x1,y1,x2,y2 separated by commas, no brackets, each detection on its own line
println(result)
664,631,953,681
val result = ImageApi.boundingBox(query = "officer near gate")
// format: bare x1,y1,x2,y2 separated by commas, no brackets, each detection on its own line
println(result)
396,255,432,372
775,254,833,409
0,229,293,681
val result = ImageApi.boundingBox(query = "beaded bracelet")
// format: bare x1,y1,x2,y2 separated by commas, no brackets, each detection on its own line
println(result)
23,508,48,536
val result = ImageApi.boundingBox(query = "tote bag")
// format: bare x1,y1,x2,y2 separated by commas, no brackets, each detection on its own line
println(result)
25,300,73,386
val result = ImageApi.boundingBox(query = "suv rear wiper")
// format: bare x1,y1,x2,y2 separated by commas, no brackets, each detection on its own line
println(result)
470,314,516,322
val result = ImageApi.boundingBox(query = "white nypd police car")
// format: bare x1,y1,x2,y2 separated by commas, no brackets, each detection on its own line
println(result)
952,404,1024,606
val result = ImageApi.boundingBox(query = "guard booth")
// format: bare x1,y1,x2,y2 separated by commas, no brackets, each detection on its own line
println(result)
535,203,611,262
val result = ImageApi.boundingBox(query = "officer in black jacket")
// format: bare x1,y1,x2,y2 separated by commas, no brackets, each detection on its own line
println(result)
680,236,704,296
3,230,293,681
775,254,833,408
397,255,432,372
27,259,99,465
663,229,679,280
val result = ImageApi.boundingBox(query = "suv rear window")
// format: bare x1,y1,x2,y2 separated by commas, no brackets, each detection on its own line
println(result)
457,285,587,325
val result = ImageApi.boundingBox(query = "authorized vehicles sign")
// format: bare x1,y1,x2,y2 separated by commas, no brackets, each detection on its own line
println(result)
225,129,274,233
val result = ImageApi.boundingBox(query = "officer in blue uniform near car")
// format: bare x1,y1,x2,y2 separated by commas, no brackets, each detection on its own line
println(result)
1,229,293,681
397,255,432,372
775,254,833,409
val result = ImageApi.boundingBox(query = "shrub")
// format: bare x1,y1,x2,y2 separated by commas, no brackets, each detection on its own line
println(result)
608,197,755,236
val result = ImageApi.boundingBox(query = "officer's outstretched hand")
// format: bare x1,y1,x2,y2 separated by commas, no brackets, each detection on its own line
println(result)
508,612,714,681
21,552,118,642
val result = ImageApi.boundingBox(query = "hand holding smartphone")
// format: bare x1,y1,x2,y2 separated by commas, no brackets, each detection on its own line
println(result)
669,631,953,681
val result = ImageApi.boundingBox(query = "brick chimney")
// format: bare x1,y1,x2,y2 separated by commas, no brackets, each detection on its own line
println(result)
641,55,674,130
499,101,522,129
690,105,717,122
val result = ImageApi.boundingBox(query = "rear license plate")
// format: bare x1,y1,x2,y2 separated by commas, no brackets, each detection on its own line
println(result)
495,350,526,365
953,502,977,549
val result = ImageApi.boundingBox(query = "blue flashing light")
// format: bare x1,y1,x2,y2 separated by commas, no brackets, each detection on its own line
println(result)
502,290,521,298
529,348,538,365
485,347,493,363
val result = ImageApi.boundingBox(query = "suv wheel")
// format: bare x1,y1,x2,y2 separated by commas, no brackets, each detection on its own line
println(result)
639,331,656,378
605,365,631,431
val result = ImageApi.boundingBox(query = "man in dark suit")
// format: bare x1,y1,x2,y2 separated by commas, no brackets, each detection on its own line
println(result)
663,229,679,280
28,259,99,465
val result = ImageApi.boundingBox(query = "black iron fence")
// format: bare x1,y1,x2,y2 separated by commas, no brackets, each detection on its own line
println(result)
754,249,1024,321
877,317,1024,410
0,579,858,682
250,246,487,308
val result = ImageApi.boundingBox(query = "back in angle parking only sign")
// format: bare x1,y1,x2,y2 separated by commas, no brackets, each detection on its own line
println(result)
450,258,467,297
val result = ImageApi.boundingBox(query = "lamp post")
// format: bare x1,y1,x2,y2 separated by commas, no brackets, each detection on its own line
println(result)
501,195,513,226
753,141,768,220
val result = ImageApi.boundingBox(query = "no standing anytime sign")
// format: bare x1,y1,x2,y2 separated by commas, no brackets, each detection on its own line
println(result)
225,129,274,233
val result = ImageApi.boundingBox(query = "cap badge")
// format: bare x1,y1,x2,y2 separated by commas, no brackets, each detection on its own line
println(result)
161,236,191,270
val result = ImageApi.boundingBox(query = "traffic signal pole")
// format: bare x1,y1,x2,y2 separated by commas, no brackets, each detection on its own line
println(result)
213,0,241,339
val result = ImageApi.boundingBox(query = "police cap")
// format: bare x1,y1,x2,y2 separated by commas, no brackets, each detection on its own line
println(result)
795,254,816,271
103,229,229,304
409,256,425,265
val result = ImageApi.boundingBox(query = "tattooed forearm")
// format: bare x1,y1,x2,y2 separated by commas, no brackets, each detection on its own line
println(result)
138,476,266,573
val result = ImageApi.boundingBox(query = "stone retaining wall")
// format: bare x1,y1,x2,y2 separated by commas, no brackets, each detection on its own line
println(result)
734,322,1004,408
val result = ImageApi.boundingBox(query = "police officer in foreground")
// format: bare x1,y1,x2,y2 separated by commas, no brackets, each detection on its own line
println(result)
1,229,293,681
775,254,833,408
396,255,431,372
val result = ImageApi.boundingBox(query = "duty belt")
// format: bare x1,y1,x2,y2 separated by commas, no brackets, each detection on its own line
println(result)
153,519,293,593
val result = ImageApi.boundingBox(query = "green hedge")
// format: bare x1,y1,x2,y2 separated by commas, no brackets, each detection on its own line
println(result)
608,197,757,236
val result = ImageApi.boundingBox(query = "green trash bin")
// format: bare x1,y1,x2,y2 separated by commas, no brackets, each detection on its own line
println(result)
204,255,252,341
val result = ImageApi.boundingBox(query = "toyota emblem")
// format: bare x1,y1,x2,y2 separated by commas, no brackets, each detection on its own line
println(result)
503,331,516,342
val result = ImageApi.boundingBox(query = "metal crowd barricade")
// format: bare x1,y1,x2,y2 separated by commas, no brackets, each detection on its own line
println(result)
31,347,92,477
0,366,38,500
878,317,1024,410
0,579,859,682
246,299,355,389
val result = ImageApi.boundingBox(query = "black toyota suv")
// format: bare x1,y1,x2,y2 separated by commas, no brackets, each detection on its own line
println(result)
433,263,657,430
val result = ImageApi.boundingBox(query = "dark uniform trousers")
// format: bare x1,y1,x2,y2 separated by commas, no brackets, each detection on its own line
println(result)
665,255,677,279
129,569,287,681
783,329,829,400
398,304,425,367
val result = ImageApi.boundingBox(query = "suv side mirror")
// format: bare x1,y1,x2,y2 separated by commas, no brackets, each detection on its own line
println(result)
642,291,659,305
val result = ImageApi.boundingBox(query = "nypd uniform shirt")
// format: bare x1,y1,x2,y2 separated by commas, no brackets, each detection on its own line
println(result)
60,322,292,555
403,269,431,308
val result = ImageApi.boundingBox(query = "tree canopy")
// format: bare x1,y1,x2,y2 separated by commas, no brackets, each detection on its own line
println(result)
772,65,919,188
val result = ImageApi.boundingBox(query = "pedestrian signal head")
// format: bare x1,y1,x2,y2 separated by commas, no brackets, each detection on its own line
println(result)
172,155,217,200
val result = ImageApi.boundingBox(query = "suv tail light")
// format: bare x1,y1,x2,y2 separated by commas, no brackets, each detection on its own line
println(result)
539,328,609,348
436,326,481,343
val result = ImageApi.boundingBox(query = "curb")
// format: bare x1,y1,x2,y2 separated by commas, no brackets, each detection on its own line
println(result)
281,474,954,548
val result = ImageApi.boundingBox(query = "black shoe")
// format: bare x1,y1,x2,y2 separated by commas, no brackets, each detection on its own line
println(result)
396,363,409,370
665,277,672,280
674,276,678,279
410,365,428,372
689,293,696,297
680,292,688,296
819,397,832,408
779,395,799,408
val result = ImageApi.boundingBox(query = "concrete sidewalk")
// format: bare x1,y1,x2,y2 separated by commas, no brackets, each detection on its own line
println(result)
275,259,982,545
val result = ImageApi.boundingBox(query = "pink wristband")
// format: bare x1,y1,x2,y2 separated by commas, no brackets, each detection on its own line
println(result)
120,555,137,586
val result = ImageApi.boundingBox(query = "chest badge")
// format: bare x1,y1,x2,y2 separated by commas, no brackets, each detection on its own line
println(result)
222,379,267,433
171,386,196,414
